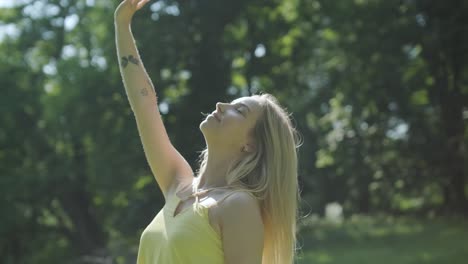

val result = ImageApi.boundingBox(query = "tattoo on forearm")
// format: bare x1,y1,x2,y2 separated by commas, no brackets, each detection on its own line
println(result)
140,87,149,96
121,55,139,68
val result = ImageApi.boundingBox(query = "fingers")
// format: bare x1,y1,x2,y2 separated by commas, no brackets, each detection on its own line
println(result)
136,0,151,10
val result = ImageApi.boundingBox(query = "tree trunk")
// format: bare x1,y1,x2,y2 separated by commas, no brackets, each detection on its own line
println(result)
419,0,468,214
59,141,107,257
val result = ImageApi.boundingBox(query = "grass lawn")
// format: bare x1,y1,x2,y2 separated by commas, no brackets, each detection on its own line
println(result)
294,215,468,264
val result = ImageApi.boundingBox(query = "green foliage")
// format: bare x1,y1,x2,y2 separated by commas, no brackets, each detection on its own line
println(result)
1,0,467,262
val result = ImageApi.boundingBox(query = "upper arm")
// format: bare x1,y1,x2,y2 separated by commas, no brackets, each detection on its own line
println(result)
220,192,264,264
133,103,193,198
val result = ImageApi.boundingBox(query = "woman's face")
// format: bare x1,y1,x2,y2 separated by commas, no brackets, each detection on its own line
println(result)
200,96,263,150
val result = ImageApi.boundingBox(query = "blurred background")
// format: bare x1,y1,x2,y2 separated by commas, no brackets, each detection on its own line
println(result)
1,0,468,263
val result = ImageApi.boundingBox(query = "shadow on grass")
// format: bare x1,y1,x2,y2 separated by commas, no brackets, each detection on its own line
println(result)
294,214,468,264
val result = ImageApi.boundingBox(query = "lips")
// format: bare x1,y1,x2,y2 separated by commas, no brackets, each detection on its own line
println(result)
212,112,221,121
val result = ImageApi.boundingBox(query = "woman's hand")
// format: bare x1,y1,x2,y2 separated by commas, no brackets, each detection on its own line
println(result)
114,0,151,25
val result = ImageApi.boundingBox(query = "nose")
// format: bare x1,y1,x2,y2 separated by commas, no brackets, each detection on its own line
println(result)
216,102,223,113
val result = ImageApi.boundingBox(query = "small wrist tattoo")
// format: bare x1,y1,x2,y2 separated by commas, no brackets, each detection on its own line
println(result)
121,55,139,68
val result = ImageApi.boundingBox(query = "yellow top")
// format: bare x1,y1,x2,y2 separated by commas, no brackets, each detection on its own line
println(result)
136,178,254,264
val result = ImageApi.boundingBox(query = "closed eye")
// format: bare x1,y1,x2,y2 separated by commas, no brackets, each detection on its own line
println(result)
236,108,247,117
229,102,247,117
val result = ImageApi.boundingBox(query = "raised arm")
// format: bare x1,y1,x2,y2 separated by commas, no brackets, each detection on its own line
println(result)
114,0,193,198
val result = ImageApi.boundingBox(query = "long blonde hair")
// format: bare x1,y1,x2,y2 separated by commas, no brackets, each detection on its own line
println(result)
195,93,303,264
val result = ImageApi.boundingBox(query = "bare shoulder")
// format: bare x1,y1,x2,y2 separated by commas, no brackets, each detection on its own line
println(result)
220,191,261,212
218,191,264,263
218,191,263,233
218,191,263,232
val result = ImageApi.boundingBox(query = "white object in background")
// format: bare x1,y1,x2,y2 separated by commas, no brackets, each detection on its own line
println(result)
325,202,343,224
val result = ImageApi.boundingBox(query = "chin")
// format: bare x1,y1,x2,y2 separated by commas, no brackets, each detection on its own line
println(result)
200,120,207,129
199,122,217,138
199,121,209,135
200,118,213,129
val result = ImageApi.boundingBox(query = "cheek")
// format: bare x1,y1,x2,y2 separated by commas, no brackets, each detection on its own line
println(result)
221,119,249,136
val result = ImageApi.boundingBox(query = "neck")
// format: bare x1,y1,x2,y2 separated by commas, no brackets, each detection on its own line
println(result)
197,146,241,189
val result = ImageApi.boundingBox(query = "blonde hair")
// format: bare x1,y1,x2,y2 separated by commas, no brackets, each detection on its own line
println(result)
195,93,303,264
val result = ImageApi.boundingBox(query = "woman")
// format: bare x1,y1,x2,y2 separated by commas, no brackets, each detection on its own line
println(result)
114,1,302,263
